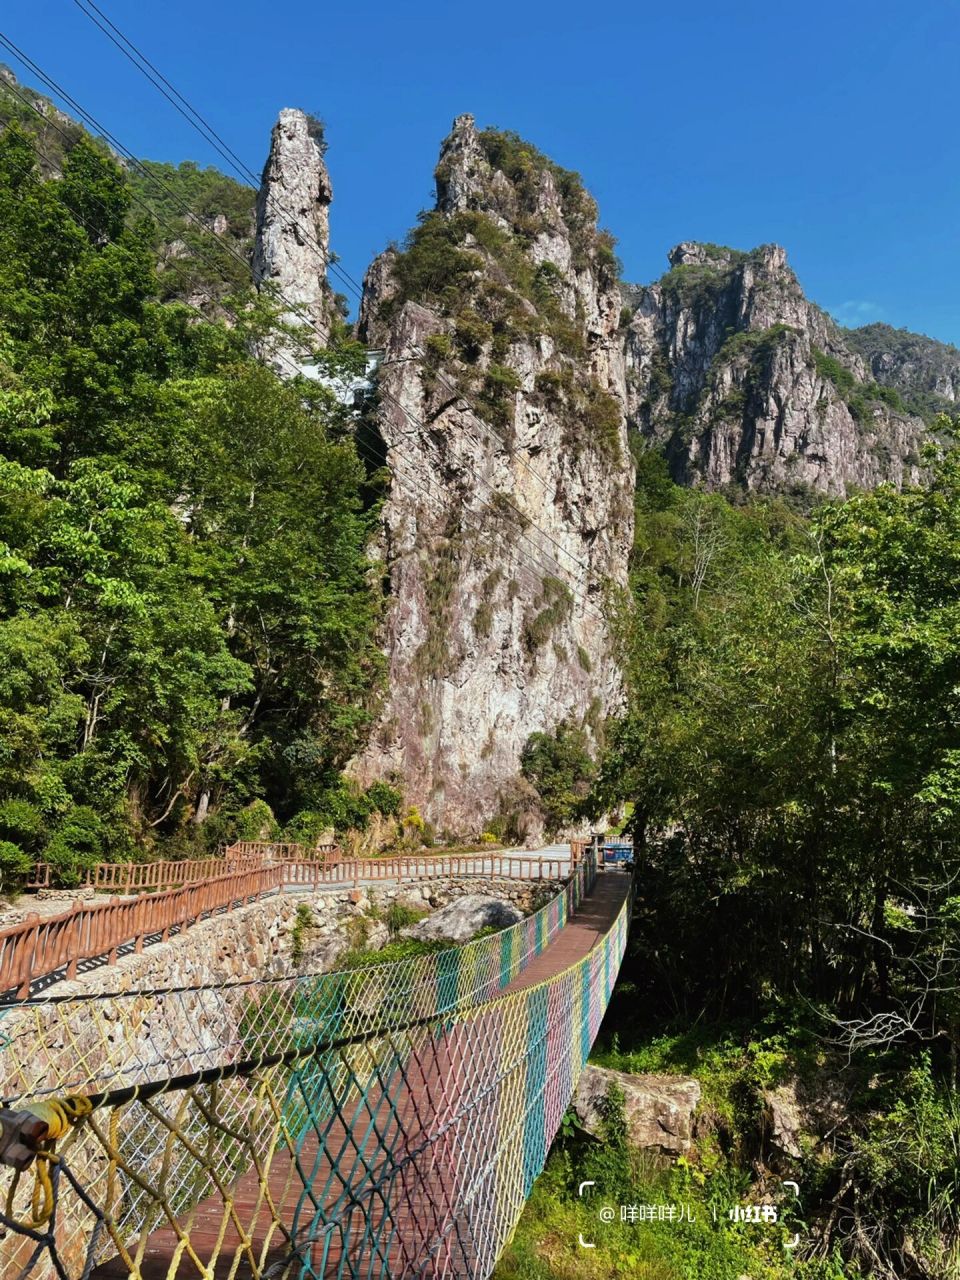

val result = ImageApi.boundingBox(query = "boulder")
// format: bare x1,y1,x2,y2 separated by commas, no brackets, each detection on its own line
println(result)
573,1065,700,1155
762,1073,849,1164
402,894,523,944
301,934,349,972
364,920,391,953
763,1083,804,1159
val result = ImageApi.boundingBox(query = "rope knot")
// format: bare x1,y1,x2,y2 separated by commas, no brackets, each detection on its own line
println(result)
1,1094,93,1229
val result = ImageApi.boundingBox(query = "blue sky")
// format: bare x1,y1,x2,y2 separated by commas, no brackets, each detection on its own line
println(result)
3,0,959,344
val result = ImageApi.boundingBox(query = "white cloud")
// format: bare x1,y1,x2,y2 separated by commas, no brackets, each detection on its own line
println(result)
828,299,886,327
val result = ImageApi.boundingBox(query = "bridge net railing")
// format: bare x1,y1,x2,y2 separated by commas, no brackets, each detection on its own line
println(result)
0,852,591,1107
0,849,629,1279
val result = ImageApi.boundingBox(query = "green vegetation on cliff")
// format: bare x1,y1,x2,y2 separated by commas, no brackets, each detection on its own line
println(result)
0,69,257,309
127,159,255,301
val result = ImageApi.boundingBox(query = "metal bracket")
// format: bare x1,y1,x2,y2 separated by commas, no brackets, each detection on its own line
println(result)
0,1108,48,1171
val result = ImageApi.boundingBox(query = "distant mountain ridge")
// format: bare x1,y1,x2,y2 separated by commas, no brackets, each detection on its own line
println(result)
621,241,941,496
842,321,960,419
0,64,255,311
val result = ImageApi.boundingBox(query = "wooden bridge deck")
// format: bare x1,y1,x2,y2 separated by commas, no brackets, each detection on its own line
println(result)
90,872,631,1280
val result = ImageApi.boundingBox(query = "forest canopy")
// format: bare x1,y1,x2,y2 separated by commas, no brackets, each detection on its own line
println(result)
0,125,384,886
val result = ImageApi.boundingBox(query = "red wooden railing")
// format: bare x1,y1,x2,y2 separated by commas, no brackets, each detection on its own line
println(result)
85,858,236,894
224,840,338,863
28,840,570,898
24,862,51,890
280,853,568,887
1,848,580,1001
0,866,281,1000
26,842,341,897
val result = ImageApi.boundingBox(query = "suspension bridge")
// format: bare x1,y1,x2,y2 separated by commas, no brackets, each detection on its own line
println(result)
0,840,631,1279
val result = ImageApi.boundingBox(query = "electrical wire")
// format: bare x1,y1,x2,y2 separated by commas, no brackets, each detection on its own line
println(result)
0,46,614,623
0,84,596,617
60,3,622,587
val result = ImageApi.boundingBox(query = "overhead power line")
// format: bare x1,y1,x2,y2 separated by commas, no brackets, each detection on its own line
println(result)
0,84,600,622
62,2,619,590
0,39,613,625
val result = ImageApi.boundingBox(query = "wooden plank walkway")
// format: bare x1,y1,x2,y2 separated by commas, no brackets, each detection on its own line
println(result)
90,872,630,1280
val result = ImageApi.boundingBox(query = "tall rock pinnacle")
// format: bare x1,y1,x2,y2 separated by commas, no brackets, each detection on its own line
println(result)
253,108,335,365
352,114,634,840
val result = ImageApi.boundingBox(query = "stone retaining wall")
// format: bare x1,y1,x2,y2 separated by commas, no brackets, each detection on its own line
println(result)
0,877,563,1100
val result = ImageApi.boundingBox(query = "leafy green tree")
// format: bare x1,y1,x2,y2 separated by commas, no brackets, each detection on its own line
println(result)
521,720,596,834
0,121,383,878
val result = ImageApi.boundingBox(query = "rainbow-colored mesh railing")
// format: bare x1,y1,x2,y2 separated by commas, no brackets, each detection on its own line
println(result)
0,848,630,1279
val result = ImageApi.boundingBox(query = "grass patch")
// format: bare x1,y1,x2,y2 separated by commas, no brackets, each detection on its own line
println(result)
493,1117,851,1280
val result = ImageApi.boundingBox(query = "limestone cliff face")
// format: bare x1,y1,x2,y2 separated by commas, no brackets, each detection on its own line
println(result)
253,108,335,362
624,243,927,496
353,114,634,838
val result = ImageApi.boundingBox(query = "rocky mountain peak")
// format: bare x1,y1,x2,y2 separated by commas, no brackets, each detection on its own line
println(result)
252,108,335,363
624,240,926,495
351,119,634,837
434,113,492,215
668,241,740,268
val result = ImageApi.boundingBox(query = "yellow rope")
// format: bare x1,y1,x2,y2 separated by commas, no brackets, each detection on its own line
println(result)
0,855,624,1279
3,1095,93,1230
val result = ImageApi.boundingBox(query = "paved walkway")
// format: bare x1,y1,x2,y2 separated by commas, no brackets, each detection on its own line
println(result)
90,871,631,1279
503,870,630,994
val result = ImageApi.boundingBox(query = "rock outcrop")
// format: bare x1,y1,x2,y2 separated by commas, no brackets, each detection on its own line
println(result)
402,893,523,943
253,108,335,365
572,1065,700,1155
623,242,928,496
352,114,634,838
843,321,960,413
761,1073,850,1168
246,108,953,834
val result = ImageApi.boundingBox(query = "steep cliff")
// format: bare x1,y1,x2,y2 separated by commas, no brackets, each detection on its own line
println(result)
253,108,336,363
352,115,634,838
623,242,928,497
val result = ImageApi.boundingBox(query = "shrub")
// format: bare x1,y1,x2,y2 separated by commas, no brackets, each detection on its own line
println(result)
582,385,622,461
290,903,313,965
520,720,597,833
385,900,427,936
234,798,279,842
414,534,461,676
285,780,401,840
474,600,494,638
453,308,492,361
0,799,44,850
522,576,573,653
284,809,334,846
403,806,425,833
389,211,484,310
363,781,402,819
340,937,451,968
424,332,453,363
0,840,31,896
302,113,327,153
44,805,106,887
479,363,521,429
